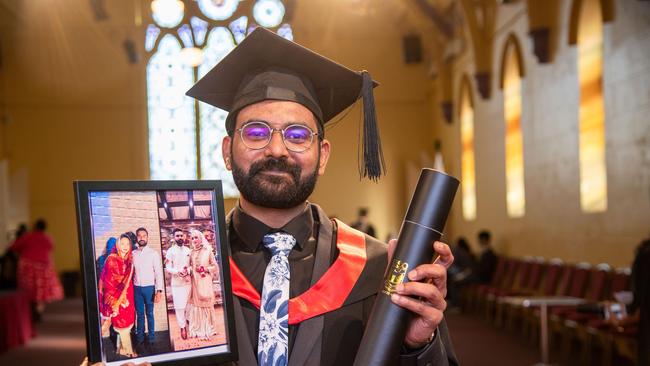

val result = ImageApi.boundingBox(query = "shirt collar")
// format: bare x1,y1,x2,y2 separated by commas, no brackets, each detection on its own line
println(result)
135,245,150,253
232,203,313,252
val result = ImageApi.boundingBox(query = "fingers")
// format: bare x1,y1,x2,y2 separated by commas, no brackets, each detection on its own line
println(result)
432,241,454,268
391,292,445,347
404,257,448,298
394,281,446,310
391,293,445,320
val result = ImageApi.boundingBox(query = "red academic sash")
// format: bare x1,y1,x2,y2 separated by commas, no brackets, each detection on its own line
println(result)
230,219,367,325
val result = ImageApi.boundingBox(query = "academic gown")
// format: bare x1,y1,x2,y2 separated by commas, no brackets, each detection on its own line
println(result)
226,203,458,366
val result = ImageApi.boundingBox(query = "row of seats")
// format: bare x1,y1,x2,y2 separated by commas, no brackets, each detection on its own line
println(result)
459,256,638,366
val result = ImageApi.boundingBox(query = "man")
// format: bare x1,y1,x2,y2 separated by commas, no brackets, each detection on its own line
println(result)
186,27,458,365
164,228,192,340
132,227,164,353
476,230,497,284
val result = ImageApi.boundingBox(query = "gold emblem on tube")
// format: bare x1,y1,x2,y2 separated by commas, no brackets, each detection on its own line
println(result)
382,259,409,295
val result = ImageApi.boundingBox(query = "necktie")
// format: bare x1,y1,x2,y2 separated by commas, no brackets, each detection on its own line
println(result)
258,232,296,366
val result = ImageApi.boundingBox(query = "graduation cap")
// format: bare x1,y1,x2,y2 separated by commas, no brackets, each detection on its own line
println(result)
186,27,385,181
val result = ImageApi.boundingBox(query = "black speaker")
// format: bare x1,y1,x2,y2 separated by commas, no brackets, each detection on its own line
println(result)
402,35,422,64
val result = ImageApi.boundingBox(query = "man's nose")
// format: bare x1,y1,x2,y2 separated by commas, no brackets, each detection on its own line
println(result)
265,130,289,157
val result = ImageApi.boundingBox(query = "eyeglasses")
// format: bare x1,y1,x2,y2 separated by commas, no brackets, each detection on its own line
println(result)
236,121,319,153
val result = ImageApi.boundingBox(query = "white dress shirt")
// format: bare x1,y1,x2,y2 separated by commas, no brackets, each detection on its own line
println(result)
165,244,192,287
133,245,164,291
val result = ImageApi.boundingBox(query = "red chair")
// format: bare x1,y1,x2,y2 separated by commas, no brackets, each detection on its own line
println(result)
503,257,553,333
523,263,580,343
581,267,632,366
555,263,612,360
462,255,507,314
483,258,523,321
493,257,537,327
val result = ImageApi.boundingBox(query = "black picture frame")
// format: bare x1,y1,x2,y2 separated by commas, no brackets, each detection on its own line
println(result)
74,180,237,366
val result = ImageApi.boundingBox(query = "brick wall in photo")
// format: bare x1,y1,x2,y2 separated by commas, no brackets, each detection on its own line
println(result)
90,190,168,332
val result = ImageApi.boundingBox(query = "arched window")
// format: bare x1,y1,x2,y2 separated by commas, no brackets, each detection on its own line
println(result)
576,0,607,212
145,0,293,197
459,77,476,221
500,35,526,218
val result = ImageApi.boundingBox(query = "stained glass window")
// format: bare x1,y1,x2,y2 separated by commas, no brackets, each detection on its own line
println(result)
199,27,238,197
577,0,607,213
253,0,285,28
460,79,477,221
151,0,185,28
146,0,294,197
503,41,526,218
147,34,197,180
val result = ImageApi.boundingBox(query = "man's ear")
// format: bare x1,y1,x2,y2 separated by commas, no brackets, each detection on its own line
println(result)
222,135,232,170
318,139,331,176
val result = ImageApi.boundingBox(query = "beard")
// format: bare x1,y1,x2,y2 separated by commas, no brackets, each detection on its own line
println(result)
137,240,147,247
231,155,318,209
175,239,184,245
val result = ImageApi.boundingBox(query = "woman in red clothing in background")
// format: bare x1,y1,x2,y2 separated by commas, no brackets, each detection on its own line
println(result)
8,219,64,321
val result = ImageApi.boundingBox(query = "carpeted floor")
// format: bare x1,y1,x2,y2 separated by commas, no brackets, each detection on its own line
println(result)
0,298,87,365
445,310,543,365
0,298,570,365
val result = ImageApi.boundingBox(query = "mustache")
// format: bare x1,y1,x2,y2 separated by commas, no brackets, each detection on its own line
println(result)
249,157,301,182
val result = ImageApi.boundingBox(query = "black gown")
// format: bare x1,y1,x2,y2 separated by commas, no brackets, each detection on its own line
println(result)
225,203,458,366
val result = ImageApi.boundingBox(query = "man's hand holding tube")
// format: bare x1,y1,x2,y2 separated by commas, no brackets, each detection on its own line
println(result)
387,239,454,349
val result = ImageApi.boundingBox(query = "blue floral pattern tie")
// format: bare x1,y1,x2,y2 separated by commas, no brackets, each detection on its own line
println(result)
258,232,296,366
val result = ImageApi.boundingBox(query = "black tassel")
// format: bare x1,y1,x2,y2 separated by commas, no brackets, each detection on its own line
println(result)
358,71,386,181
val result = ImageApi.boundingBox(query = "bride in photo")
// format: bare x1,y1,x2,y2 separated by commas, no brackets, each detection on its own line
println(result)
185,229,220,340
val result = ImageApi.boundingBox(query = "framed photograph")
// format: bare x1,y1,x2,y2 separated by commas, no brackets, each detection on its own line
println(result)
74,180,237,365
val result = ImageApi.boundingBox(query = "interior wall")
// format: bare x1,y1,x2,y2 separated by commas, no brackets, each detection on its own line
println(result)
439,0,650,267
296,1,437,242
1,0,147,271
0,0,434,272
2,0,647,272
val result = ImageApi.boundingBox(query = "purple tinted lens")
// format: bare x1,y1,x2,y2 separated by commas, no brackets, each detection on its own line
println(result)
284,125,311,144
242,123,270,142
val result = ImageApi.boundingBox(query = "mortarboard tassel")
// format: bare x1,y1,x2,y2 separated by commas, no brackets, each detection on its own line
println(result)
359,71,386,181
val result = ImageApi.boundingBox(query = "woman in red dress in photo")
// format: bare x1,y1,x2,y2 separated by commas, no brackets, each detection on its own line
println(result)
8,219,64,320
98,233,137,358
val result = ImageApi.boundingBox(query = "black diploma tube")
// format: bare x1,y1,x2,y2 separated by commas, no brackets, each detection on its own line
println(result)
353,168,459,366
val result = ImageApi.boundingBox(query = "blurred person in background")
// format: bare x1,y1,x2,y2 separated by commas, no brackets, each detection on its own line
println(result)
350,207,377,238
475,230,497,284
0,223,27,290
8,219,64,321
610,237,650,365
447,237,475,309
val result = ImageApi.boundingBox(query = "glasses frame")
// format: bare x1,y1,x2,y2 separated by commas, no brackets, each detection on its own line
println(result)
236,121,319,153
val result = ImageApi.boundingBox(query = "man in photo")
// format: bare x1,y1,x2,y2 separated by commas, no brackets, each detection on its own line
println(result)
164,228,192,340
132,227,164,354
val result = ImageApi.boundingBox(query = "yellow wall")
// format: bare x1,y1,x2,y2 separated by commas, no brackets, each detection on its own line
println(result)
1,0,649,272
439,0,650,267
0,0,435,271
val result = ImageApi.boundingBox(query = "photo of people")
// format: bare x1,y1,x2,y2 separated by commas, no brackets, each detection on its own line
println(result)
90,191,173,362
158,190,227,351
